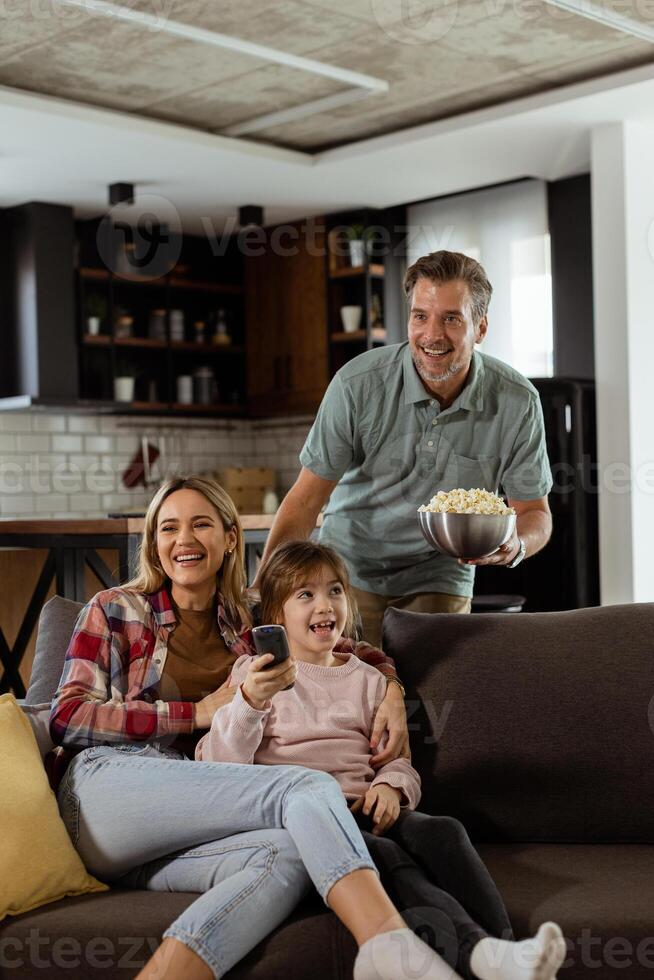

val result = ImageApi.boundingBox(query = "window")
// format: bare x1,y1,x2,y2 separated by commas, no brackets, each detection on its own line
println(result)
407,179,554,378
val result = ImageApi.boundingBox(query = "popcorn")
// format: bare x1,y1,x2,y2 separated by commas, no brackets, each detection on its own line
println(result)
418,488,515,516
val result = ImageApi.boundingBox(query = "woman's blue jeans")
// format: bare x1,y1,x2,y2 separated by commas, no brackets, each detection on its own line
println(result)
57,744,375,978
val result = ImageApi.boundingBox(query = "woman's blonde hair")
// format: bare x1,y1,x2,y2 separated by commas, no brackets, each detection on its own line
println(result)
123,475,250,626
258,540,358,638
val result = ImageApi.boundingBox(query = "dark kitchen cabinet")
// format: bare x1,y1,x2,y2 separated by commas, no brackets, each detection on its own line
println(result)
0,202,77,405
246,218,329,417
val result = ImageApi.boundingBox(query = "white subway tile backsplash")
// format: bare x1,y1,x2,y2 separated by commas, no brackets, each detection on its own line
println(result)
35,454,68,468
84,436,114,454
16,434,51,453
101,492,137,512
50,470,87,495
69,493,103,512
52,434,83,453
67,416,100,434
36,493,68,512
0,494,36,515
68,454,101,472
116,436,139,454
187,436,207,453
206,437,230,455
32,415,67,433
0,413,31,433
99,417,124,434
0,412,319,517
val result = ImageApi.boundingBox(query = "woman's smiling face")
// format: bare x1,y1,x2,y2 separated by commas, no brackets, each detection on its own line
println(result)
156,488,236,603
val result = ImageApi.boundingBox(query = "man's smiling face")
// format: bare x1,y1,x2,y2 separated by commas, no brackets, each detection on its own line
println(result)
407,277,487,399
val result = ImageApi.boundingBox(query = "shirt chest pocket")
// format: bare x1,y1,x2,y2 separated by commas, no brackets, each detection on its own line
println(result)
438,451,501,493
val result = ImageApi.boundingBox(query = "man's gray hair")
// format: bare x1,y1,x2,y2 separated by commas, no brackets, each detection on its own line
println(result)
403,250,493,324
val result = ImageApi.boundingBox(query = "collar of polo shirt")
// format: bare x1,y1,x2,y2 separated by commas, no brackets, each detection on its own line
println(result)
402,344,485,412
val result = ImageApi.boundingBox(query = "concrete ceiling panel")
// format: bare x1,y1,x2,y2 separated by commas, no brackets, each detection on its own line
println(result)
252,73,539,149
0,17,258,112
0,0,652,153
436,0,635,69
145,62,344,130
522,38,654,81
127,0,372,55
0,0,89,61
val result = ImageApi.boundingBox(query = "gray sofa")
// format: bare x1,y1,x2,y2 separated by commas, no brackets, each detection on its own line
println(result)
4,596,654,979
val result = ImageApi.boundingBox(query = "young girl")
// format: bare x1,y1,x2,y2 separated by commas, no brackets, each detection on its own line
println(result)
197,540,567,980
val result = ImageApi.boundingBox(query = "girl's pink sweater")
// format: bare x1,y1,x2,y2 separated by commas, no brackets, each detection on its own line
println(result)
196,651,421,809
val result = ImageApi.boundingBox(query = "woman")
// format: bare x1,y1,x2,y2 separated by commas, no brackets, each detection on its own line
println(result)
49,475,453,980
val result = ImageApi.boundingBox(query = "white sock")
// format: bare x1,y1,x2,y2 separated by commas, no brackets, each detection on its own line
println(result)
354,927,463,980
470,922,566,980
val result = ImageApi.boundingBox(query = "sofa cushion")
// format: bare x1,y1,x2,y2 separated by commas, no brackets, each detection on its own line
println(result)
21,701,55,757
479,843,654,980
0,693,107,920
0,888,354,979
26,596,83,705
382,603,654,842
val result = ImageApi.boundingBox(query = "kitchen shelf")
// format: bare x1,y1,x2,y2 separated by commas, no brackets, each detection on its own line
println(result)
169,341,245,354
114,337,167,349
169,277,243,295
329,264,384,280
171,402,242,414
79,267,243,294
331,330,368,343
76,220,246,415
129,401,170,411
79,267,166,286
81,336,246,354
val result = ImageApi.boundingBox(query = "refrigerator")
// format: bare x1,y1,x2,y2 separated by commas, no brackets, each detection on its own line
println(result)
474,379,599,612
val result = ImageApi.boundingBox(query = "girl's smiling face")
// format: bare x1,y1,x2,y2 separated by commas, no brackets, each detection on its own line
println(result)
281,565,349,660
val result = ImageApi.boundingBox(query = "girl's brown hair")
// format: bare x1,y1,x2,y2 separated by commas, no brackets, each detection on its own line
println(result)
258,540,358,638
122,475,250,627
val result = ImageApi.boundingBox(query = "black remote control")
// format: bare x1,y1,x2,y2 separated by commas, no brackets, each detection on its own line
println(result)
251,625,295,690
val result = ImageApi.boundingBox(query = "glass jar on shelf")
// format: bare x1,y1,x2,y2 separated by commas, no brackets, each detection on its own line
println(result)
211,308,231,346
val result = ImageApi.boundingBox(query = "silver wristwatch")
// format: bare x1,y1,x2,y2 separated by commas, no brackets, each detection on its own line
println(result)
506,537,526,569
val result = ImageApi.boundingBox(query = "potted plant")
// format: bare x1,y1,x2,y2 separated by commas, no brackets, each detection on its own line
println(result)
86,293,108,336
346,224,367,267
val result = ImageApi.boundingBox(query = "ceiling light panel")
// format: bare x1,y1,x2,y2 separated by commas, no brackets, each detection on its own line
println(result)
541,0,654,44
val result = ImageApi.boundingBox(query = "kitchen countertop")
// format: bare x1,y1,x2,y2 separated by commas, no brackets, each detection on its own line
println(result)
0,514,283,535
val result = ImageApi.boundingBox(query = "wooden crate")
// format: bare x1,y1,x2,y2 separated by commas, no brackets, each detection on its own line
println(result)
216,468,276,514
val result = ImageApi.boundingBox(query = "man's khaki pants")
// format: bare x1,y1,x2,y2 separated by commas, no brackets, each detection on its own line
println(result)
351,586,471,650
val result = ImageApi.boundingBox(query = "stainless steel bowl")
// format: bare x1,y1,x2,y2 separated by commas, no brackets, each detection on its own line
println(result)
418,510,516,560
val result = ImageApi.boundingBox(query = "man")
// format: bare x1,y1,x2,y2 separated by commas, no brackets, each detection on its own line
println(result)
259,250,553,648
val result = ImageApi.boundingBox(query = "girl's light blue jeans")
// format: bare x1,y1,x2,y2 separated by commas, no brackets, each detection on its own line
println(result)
57,743,375,978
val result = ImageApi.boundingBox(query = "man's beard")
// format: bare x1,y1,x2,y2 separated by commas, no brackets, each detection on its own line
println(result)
411,349,463,383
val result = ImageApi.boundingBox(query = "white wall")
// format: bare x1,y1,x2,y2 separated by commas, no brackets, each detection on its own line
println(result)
591,121,654,605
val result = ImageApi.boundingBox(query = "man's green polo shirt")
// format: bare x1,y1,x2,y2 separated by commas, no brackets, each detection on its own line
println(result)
299,343,552,598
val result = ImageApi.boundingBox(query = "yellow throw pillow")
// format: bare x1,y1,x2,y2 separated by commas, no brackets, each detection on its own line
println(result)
0,693,108,919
